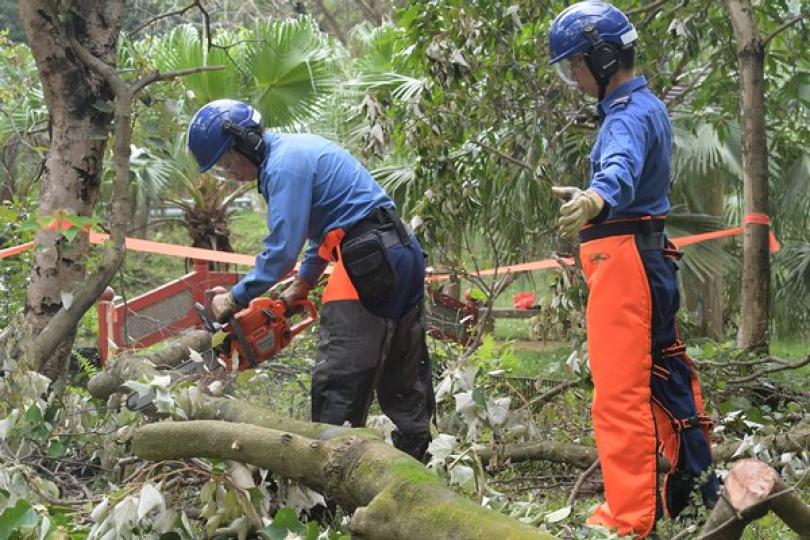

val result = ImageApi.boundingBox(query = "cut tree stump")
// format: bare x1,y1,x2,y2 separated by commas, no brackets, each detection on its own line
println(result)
698,459,810,539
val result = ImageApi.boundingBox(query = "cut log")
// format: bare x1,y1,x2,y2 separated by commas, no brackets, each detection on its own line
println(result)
87,329,210,400
134,421,554,540
698,459,810,540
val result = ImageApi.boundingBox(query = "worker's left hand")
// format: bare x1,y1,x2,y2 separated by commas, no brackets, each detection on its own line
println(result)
552,186,605,241
211,291,239,323
279,277,311,315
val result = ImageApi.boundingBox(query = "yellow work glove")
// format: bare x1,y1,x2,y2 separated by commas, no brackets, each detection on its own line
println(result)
551,186,605,241
211,291,239,323
279,277,311,314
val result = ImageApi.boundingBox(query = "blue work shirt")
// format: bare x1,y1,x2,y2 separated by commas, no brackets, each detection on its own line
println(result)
589,75,672,220
230,132,393,306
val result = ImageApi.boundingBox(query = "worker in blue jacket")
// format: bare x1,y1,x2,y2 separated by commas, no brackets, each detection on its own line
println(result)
187,100,433,459
548,2,718,538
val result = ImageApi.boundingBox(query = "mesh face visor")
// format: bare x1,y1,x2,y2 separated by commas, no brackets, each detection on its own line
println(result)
555,60,578,87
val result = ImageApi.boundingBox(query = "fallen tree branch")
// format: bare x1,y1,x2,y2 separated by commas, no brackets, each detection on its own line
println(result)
567,458,599,506
728,354,810,384
713,426,810,463
134,421,554,540
87,329,210,400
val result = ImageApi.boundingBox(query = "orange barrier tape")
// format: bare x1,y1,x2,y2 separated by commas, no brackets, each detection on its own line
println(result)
427,217,779,281
1,217,780,278
0,241,35,259
87,232,257,266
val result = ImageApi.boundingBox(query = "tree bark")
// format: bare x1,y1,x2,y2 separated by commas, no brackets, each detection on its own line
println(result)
726,0,771,352
698,459,810,539
18,2,123,379
134,421,554,540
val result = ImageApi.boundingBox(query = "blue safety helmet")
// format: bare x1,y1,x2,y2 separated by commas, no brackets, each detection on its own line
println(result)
187,99,263,172
548,1,637,65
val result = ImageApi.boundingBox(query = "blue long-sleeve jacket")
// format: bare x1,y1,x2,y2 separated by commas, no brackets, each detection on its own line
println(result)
589,75,672,220
230,132,393,306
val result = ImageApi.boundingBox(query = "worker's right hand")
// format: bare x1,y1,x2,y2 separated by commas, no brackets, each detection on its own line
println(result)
551,186,605,241
279,277,311,315
211,291,239,323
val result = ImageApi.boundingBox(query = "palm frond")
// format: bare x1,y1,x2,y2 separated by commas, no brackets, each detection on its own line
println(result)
666,210,737,284
245,17,337,128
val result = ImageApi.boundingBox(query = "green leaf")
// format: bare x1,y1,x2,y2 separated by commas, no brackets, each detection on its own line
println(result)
257,507,303,539
47,439,65,458
0,500,39,540
472,386,487,410
468,288,487,301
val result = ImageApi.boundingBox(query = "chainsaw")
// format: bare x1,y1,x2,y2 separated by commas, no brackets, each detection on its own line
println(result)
125,290,318,411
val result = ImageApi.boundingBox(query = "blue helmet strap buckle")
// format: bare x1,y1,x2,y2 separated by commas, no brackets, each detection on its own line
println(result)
222,119,266,168
582,23,620,101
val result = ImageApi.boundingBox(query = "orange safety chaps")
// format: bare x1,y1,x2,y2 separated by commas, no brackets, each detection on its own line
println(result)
580,220,717,539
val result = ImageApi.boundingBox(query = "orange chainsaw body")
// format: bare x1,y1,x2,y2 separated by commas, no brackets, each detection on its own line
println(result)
220,297,317,371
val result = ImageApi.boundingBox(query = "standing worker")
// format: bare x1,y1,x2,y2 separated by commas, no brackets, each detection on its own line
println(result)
187,99,433,460
548,2,719,537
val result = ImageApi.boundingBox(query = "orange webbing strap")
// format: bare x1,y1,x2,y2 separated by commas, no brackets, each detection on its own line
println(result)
744,212,780,252
317,228,359,303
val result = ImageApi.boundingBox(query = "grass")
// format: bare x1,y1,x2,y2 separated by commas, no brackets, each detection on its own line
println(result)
771,335,809,360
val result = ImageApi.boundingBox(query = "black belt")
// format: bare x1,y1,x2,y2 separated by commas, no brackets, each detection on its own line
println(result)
345,206,412,246
579,217,666,243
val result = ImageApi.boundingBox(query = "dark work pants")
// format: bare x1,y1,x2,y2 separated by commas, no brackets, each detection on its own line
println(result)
311,237,433,460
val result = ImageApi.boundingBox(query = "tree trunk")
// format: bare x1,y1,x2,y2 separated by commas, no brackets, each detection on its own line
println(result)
726,0,771,352
698,459,810,539
134,420,554,540
18,2,123,378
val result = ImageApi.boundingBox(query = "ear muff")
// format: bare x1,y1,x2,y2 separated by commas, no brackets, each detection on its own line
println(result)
222,119,266,167
582,23,620,82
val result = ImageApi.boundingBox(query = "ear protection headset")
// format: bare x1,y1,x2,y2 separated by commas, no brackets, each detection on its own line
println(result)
582,23,620,101
222,119,266,168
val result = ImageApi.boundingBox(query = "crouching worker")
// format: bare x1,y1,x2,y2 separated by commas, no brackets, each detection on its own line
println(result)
187,99,433,460
547,2,719,538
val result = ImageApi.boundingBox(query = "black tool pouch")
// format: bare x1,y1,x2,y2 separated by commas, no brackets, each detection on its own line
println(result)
341,229,397,304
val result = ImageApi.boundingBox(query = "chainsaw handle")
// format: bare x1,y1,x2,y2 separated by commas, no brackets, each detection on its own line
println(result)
288,299,318,338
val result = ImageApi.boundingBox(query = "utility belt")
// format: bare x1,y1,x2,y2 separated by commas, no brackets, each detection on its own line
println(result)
580,216,682,260
320,206,412,306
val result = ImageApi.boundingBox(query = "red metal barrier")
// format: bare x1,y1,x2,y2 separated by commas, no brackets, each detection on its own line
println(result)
96,260,239,365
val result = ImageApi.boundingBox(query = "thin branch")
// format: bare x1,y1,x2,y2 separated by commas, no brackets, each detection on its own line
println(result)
471,140,532,171
763,13,808,48
132,65,225,95
567,458,600,506
729,354,810,384
626,0,670,17
128,1,203,38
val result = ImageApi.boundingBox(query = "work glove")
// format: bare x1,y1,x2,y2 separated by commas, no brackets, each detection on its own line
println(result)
211,291,239,323
279,277,311,315
551,186,605,241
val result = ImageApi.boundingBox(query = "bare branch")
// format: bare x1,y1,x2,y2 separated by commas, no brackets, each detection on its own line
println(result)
128,1,203,39
567,458,600,506
626,0,670,17
762,13,808,48
729,354,810,384
471,140,532,171
132,65,225,95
